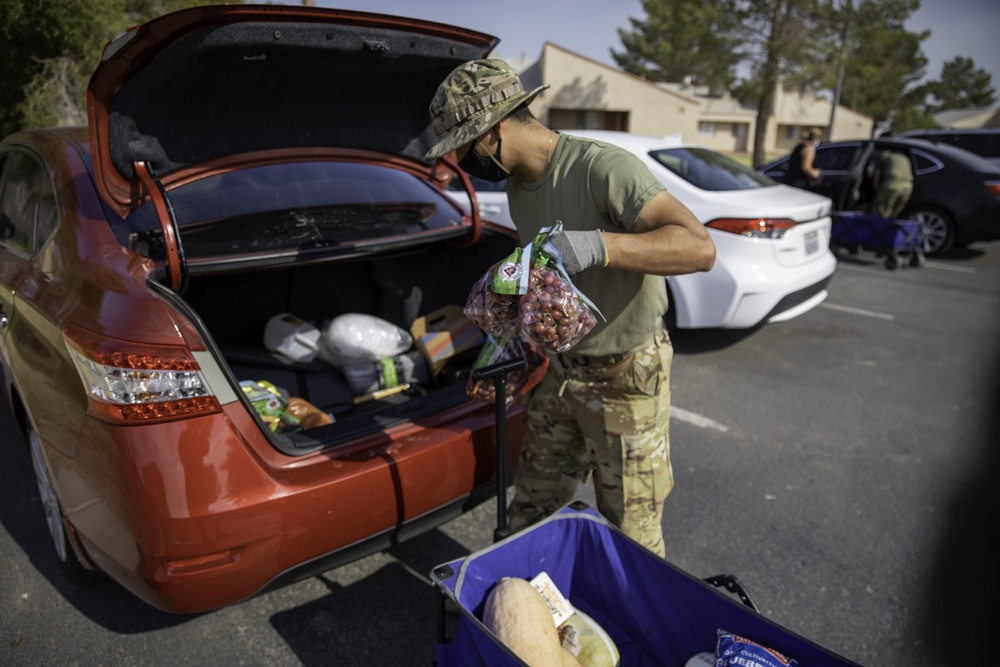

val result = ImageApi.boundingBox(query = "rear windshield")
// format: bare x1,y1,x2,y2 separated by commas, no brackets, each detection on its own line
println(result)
649,147,777,191
113,161,465,257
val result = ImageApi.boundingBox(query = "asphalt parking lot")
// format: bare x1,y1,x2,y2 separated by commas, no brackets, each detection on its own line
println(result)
3,241,999,666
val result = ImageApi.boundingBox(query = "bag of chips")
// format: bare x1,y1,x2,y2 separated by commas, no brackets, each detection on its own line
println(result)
715,630,799,667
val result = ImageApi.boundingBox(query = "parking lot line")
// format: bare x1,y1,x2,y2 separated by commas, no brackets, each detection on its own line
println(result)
671,406,729,432
819,302,895,320
924,262,977,273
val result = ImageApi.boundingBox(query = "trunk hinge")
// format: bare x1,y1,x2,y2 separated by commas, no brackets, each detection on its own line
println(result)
134,161,188,293
440,155,481,247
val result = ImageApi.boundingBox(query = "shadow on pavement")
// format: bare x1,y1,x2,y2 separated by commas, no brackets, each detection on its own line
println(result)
270,529,474,666
669,325,761,355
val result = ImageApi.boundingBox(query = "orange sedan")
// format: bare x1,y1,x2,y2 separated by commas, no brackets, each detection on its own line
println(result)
0,5,532,613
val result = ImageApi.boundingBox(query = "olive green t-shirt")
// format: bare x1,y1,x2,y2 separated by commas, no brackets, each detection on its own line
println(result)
879,151,913,184
507,133,668,357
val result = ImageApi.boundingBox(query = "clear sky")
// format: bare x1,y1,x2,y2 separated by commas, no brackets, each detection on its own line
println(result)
309,0,1000,95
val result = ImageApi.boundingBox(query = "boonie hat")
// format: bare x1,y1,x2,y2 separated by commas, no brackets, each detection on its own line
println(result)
424,58,549,162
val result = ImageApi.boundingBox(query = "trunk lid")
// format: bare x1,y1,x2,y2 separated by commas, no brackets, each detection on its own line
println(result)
87,4,497,218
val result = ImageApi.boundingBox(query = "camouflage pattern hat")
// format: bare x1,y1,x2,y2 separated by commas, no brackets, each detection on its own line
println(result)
424,59,549,162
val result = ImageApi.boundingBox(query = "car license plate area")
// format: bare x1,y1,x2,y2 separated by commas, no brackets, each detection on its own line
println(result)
805,231,819,255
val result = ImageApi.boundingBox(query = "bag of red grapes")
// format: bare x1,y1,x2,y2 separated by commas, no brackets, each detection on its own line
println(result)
464,260,521,339
466,332,548,406
490,222,604,354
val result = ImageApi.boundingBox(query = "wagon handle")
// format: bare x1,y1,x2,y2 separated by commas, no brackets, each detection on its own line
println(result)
703,573,760,612
472,357,527,543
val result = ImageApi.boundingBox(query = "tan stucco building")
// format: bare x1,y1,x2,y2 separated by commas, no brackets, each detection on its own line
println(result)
932,107,1000,128
517,43,873,160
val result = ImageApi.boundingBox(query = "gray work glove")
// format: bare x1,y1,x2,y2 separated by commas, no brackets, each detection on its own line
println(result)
546,229,607,276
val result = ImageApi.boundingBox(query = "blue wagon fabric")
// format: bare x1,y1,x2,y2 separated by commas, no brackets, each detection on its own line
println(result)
431,504,861,667
831,211,922,254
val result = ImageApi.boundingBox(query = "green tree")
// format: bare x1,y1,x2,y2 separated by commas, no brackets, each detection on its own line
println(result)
736,0,826,167
889,103,939,132
612,0,744,94
612,0,933,159
817,0,928,132
0,0,213,137
1,0,120,136
923,56,996,112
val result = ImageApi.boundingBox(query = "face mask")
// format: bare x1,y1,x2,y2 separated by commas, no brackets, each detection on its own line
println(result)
459,137,510,182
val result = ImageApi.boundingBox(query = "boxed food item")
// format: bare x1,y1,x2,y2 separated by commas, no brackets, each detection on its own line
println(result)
410,305,485,375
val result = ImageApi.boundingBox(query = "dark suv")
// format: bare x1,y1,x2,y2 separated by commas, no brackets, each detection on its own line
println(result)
900,128,1000,166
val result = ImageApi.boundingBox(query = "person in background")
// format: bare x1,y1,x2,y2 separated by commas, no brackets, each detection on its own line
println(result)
783,128,823,191
424,59,716,557
870,149,914,218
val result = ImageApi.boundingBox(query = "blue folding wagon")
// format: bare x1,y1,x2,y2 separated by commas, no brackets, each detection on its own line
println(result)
431,503,862,667
831,211,925,270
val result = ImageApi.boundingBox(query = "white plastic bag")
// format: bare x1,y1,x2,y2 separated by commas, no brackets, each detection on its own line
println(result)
317,314,413,367
263,313,321,363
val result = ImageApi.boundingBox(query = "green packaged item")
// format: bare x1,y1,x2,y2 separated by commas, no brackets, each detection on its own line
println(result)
240,380,301,433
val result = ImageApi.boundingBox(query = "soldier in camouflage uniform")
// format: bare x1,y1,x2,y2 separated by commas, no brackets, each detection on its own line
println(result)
871,150,914,218
425,59,716,557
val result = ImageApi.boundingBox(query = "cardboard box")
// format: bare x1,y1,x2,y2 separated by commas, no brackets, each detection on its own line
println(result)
410,305,485,375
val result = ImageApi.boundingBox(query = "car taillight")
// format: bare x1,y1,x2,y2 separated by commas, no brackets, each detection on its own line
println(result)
706,217,797,239
64,324,221,424
985,181,1000,198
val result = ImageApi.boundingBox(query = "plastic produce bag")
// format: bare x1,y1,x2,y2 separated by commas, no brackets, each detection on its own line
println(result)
464,261,520,339
491,222,602,354
519,263,598,355
318,314,413,367
467,333,547,407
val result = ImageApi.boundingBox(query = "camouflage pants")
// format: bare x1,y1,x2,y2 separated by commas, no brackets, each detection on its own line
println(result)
508,327,673,556
872,181,913,218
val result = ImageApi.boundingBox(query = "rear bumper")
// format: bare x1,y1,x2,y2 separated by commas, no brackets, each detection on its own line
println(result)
64,400,524,614
671,226,837,329
765,275,833,323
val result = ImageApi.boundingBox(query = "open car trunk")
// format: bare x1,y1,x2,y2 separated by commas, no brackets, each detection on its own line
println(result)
160,231,517,455
82,3,521,457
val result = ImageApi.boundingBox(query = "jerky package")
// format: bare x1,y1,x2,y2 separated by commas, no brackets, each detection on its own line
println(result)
715,631,799,667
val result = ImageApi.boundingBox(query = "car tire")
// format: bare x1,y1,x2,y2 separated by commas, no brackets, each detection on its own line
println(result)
28,428,97,584
908,207,955,257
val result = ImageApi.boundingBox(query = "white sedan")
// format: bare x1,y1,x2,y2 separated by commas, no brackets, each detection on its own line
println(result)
451,130,837,329
445,174,516,230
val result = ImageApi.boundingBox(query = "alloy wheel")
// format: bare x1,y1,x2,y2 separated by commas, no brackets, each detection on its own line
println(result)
910,209,953,256
29,429,69,563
